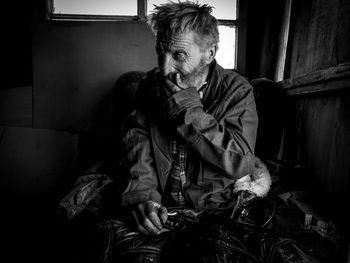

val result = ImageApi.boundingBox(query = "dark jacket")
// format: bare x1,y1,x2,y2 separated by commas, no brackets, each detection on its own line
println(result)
120,61,258,214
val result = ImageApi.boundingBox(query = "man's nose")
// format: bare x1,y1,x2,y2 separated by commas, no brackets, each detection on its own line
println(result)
160,54,175,77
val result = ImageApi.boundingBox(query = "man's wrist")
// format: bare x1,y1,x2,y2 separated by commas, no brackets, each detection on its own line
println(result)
163,87,202,118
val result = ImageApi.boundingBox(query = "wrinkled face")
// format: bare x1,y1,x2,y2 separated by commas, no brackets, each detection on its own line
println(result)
156,30,210,88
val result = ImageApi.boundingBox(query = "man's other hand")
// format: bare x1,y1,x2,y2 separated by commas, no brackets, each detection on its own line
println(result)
131,201,168,235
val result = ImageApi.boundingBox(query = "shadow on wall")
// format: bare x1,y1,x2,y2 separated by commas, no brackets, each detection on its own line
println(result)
32,21,157,132
75,71,146,177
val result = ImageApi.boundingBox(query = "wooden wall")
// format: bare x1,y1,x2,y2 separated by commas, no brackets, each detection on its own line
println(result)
32,21,156,132
284,0,350,79
1,5,157,262
245,1,350,253
292,89,349,202
1,18,157,198
280,0,350,241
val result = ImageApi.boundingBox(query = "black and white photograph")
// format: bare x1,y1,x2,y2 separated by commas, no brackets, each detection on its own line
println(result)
1,0,349,262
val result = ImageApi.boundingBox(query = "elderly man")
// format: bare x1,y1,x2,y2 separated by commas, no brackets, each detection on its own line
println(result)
83,1,270,262
120,1,259,235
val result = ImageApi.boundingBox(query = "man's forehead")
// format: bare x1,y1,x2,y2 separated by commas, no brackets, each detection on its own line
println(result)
157,31,199,49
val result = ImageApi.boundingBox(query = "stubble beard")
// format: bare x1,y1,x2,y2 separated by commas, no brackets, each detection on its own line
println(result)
181,58,208,89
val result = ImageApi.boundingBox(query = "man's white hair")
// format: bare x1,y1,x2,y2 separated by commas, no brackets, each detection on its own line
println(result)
148,1,219,48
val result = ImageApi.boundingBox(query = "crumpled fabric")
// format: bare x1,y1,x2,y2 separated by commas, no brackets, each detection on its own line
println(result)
233,157,272,197
59,173,113,220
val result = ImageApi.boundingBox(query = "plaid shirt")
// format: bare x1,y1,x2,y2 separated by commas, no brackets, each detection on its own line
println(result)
164,140,188,206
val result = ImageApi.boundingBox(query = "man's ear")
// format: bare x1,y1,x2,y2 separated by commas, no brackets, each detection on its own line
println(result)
204,44,217,64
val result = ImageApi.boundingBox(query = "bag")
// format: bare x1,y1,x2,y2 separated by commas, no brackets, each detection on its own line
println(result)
231,190,276,228
88,209,261,263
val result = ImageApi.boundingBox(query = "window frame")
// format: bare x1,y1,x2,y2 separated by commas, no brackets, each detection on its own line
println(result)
47,0,146,21
46,0,245,72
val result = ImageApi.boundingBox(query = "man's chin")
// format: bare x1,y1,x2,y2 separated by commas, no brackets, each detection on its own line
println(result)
182,73,206,89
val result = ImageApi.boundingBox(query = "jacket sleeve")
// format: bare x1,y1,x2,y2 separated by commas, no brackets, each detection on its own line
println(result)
163,75,258,179
119,83,161,207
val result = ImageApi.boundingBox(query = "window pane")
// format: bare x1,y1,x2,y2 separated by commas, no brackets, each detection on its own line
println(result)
148,0,237,20
216,26,236,69
53,0,137,16
147,0,167,14
197,0,237,20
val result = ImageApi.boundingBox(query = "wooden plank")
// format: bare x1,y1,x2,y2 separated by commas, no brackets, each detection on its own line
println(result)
138,0,147,21
285,0,350,79
291,90,350,204
284,77,350,95
278,63,350,95
218,20,237,27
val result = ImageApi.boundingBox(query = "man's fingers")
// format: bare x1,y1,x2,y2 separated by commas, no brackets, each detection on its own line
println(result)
147,210,162,230
159,206,168,224
143,217,161,235
131,210,146,233
131,201,166,235
145,201,163,230
132,208,159,235
131,206,153,234
174,73,186,90
165,78,182,93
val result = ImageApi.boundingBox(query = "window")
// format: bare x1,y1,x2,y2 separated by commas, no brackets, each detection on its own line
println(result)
53,0,137,16
49,0,238,69
49,0,140,20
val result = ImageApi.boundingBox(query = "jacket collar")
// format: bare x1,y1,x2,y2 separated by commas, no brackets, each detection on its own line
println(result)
201,59,224,112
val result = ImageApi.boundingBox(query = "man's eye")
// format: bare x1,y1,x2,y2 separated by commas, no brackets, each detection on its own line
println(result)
174,53,186,61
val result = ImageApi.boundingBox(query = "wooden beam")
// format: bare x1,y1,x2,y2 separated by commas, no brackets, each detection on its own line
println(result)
218,20,237,27
236,0,247,74
138,0,147,21
45,0,54,21
278,63,350,95
50,14,139,21
275,0,292,82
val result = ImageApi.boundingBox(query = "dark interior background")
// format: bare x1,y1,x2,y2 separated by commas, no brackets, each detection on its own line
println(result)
1,0,349,262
